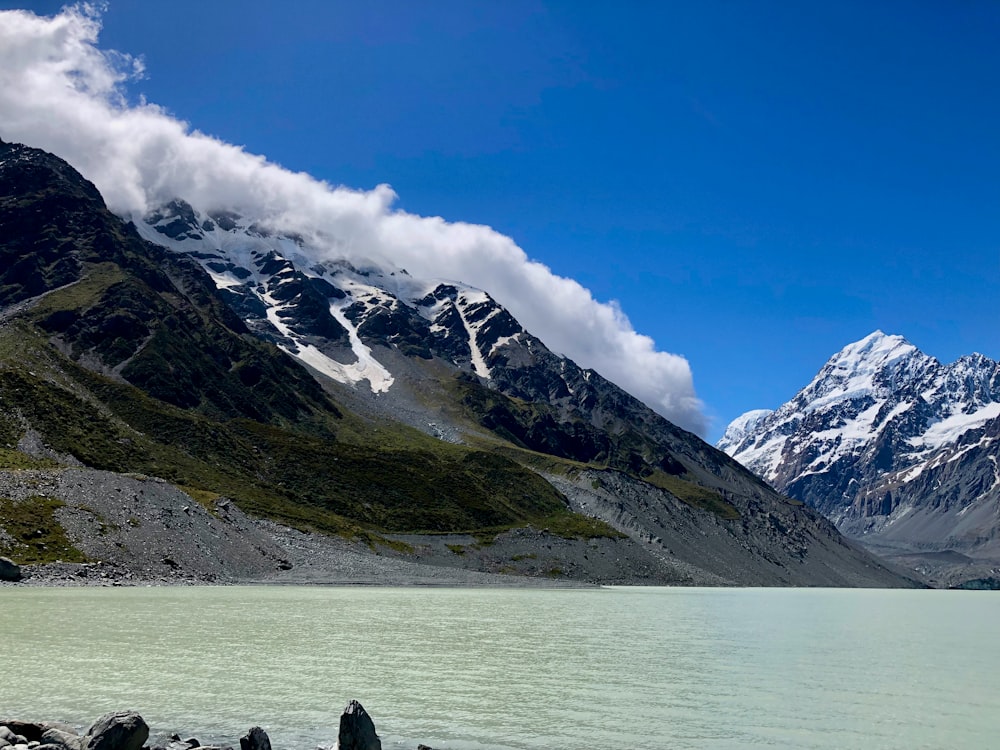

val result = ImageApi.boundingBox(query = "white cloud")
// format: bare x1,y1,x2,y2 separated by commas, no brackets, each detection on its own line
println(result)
0,4,707,435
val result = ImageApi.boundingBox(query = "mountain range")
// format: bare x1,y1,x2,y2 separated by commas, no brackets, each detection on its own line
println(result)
720,330,1000,586
0,138,913,587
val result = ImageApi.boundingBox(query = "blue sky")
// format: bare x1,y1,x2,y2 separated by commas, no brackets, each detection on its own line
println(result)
6,1,1000,440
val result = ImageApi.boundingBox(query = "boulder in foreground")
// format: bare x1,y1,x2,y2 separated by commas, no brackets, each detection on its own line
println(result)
0,557,22,582
85,711,148,750
238,727,270,750
337,701,380,750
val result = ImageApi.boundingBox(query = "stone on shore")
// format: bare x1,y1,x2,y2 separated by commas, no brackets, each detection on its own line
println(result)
84,712,148,750
1,722,39,743
0,557,22,582
40,729,83,750
238,727,270,750
336,701,380,750
40,726,77,739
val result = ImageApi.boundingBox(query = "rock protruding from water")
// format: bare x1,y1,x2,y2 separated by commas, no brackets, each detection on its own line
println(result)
238,727,270,750
337,701,381,750
0,557,22,582
85,711,149,750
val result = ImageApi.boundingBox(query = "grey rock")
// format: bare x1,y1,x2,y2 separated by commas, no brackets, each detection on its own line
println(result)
337,701,381,750
34,744,65,750
0,557,21,582
0,738,10,750
84,712,148,750
237,728,269,750
39,731,82,750
0,726,34,744
38,726,77,738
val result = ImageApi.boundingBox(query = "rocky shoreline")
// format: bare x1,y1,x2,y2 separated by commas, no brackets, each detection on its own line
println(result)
0,466,921,588
0,466,682,588
2,703,434,750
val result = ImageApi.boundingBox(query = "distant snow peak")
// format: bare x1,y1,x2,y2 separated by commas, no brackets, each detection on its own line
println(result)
717,408,774,453
718,330,1000,555
827,330,918,378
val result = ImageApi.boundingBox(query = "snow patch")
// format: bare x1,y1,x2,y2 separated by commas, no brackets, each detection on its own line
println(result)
914,402,1000,451
327,301,394,393
454,299,491,379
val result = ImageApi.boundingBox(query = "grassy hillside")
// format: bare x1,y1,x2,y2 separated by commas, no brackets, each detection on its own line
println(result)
0,319,619,539
452,374,740,519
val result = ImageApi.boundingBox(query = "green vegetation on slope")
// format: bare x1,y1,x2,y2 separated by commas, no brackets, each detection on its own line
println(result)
453,375,741,520
0,495,89,565
644,471,741,520
0,335,606,537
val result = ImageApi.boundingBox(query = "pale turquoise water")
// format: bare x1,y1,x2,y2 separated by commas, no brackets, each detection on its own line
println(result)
2,586,998,749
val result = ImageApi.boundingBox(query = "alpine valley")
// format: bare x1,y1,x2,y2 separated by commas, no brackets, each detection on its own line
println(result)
720,331,1000,587
0,139,913,588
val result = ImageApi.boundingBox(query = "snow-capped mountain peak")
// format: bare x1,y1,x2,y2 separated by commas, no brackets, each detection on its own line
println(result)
801,330,927,410
719,331,1000,564
717,408,773,453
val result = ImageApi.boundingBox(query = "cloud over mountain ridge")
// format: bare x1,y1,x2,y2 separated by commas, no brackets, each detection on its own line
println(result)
0,3,705,435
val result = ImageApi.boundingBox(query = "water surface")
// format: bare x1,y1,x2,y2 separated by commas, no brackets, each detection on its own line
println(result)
2,586,998,749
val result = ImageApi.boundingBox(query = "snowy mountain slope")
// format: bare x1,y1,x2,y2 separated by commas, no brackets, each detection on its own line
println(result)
135,199,716,478
719,331,1000,575
135,200,538,398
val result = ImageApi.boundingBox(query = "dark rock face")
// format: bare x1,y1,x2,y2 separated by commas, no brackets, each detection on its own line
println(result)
237,727,270,750
0,142,341,425
337,701,381,750
85,712,148,750
0,556,21,581
145,200,203,241
0,141,100,306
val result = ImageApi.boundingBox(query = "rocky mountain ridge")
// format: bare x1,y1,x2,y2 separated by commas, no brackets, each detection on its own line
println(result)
0,139,915,587
720,330,1000,585
133,198,777,491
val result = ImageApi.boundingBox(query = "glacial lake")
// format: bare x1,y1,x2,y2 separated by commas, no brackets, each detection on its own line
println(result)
2,586,999,750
